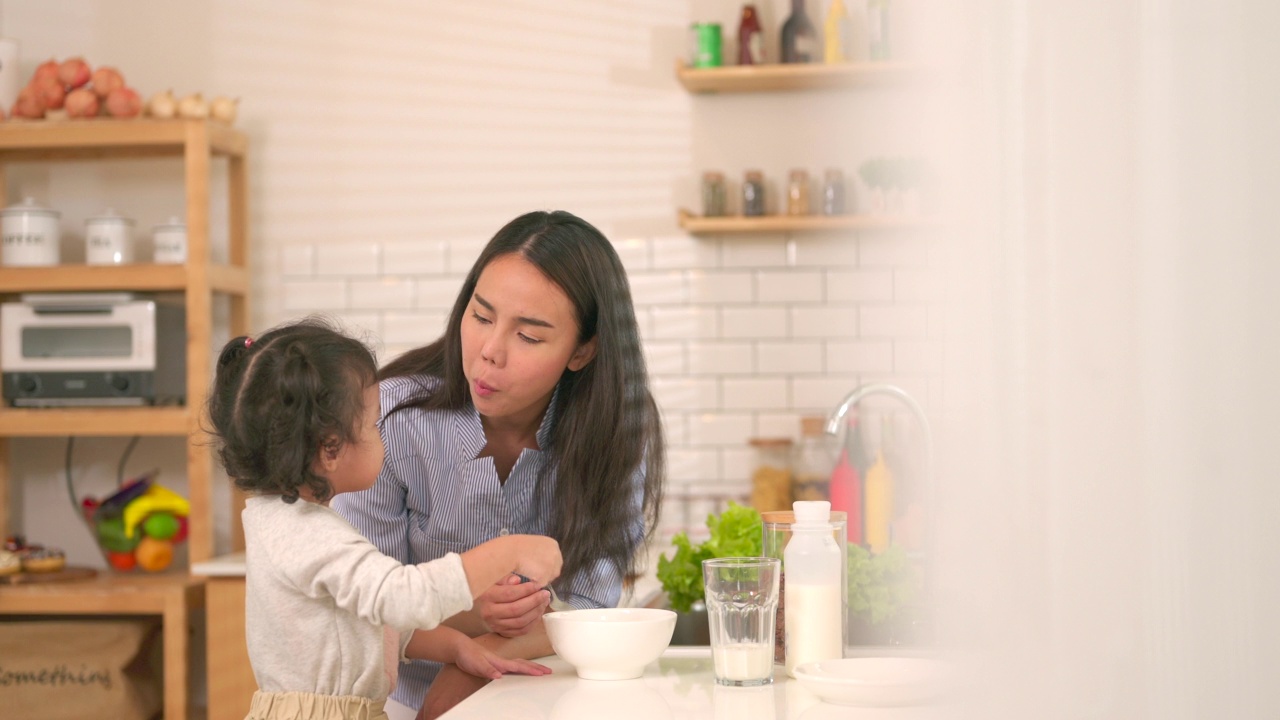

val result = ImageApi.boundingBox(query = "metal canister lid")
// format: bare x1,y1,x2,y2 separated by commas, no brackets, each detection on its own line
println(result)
85,208,134,226
1,196,59,218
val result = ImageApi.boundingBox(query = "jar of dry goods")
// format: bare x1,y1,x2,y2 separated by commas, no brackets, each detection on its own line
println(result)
749,438,793,513
786,168,810,215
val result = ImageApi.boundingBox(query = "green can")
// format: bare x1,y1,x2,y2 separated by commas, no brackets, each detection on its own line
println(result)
690,23,722,68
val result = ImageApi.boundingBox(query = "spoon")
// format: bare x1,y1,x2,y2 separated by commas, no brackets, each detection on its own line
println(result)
515,573,575,611
546,585,575,612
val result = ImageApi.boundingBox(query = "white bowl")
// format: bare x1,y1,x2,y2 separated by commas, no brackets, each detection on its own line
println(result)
794,657,953,707
544,608,677,680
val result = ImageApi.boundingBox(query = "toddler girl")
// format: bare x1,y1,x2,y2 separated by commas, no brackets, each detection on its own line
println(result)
207,318,560,720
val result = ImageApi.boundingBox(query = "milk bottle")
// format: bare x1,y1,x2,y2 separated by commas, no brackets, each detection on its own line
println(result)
783,500,843,677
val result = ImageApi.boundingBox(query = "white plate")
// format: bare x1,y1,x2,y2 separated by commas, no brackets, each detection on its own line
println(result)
794,657,952,707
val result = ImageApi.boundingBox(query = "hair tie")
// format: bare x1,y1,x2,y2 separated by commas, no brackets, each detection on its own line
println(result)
244,336,254,348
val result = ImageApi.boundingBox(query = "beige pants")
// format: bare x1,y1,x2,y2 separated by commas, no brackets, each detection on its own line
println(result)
246,691,389,720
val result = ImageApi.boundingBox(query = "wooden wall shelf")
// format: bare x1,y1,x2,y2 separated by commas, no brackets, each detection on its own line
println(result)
0,263,249,295
0,406,191,436
677,208,936,234
675,60,920,94
0,118,246,160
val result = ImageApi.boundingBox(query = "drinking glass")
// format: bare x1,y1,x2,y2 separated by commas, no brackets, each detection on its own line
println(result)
702,557,781,687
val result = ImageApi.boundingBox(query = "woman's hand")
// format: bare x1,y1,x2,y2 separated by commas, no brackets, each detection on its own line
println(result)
473,574,550,637
453,636,552,680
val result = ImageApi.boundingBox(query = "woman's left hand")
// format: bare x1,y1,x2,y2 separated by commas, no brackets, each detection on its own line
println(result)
474,574,550,637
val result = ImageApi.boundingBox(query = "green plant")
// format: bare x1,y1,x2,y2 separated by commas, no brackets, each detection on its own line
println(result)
656,502,762,613
847,543,918,624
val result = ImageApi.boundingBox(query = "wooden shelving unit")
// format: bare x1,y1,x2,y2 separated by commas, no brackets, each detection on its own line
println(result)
677,208,935,235
0,118,251,720
675,60,921,94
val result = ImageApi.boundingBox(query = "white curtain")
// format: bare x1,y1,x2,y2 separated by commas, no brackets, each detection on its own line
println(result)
930,1,1280,717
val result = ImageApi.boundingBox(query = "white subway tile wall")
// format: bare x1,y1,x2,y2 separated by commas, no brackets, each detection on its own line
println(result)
221,0,941,543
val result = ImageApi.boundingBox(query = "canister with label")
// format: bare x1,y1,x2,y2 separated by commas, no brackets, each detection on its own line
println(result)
85,209,135,265
1,197,61,266
152,217,188,264
690,23,723,68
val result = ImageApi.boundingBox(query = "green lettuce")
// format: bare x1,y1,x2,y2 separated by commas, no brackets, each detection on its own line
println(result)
657,502,763,613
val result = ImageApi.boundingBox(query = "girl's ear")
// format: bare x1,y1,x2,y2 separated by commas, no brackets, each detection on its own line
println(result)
315,436,342,473
567,336,598,372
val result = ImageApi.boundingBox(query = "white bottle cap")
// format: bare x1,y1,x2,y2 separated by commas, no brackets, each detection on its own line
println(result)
792,500,831,526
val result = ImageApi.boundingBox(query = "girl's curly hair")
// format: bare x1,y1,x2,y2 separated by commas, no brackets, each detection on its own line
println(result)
206,317,376,503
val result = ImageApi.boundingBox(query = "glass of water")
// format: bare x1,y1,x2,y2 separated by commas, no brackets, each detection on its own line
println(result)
703,557,782,687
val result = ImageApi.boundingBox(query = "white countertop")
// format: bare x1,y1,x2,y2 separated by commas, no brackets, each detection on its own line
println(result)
438,647,949,720
191,552,245,577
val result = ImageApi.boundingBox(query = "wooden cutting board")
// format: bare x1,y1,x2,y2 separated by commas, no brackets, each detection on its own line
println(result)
1,566,98,585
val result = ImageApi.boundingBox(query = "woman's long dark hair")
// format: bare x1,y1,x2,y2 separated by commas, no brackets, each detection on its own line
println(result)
381,210,664,587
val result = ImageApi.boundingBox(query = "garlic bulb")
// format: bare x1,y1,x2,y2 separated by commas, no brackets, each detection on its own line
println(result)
176,93,208,119
210,96,239,124
147,90,176,119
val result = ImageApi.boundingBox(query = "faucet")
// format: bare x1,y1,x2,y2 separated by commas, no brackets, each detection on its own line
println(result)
825,383,933,476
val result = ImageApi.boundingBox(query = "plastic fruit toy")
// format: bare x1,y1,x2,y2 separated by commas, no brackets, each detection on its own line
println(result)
142,512,180,541
107,551,137,572
135,537,173,572
85,473,190,573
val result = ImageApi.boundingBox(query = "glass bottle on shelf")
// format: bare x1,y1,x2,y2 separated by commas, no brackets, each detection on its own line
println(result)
742,170,766,216
822,168,846,215
738,5,765,66
868,0,892,61
786,169,811,216
780,0,817,63
823,0,851,64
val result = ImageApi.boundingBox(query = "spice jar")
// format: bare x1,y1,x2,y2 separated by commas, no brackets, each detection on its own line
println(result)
701,171,727,217
742,170,765,216
822,168,846,215
786,169,810,216
749,438,793,513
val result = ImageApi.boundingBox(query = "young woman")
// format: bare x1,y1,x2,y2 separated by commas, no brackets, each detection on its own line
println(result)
332,210,665,719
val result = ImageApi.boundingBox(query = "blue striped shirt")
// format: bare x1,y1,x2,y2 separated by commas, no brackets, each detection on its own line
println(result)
331,374,629,709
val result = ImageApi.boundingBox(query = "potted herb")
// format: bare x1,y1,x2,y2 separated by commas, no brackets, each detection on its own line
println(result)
846,543,923,645
656,503,762,645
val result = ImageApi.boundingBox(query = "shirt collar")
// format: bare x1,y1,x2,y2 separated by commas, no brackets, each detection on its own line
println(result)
455,384,561,462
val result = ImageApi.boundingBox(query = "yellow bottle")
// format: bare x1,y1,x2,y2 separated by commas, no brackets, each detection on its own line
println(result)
863,449,894,552
824,0,851,64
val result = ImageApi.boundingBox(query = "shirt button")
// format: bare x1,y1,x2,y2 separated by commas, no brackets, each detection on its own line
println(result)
499,528,510,536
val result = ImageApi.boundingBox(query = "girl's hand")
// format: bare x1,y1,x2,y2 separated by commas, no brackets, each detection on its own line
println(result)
511,535,562,588
474,574,550,637
453,636,553,680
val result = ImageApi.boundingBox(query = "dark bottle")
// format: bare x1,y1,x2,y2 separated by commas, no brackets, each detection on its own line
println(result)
781,0,818,64
738,5,764,65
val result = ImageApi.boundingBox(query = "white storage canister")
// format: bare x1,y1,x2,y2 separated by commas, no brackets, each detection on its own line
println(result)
0,197,61,266
85,209,135,265
152,216,187,264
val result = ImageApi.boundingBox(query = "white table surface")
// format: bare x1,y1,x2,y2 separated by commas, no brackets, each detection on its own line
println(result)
438,646,950,720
